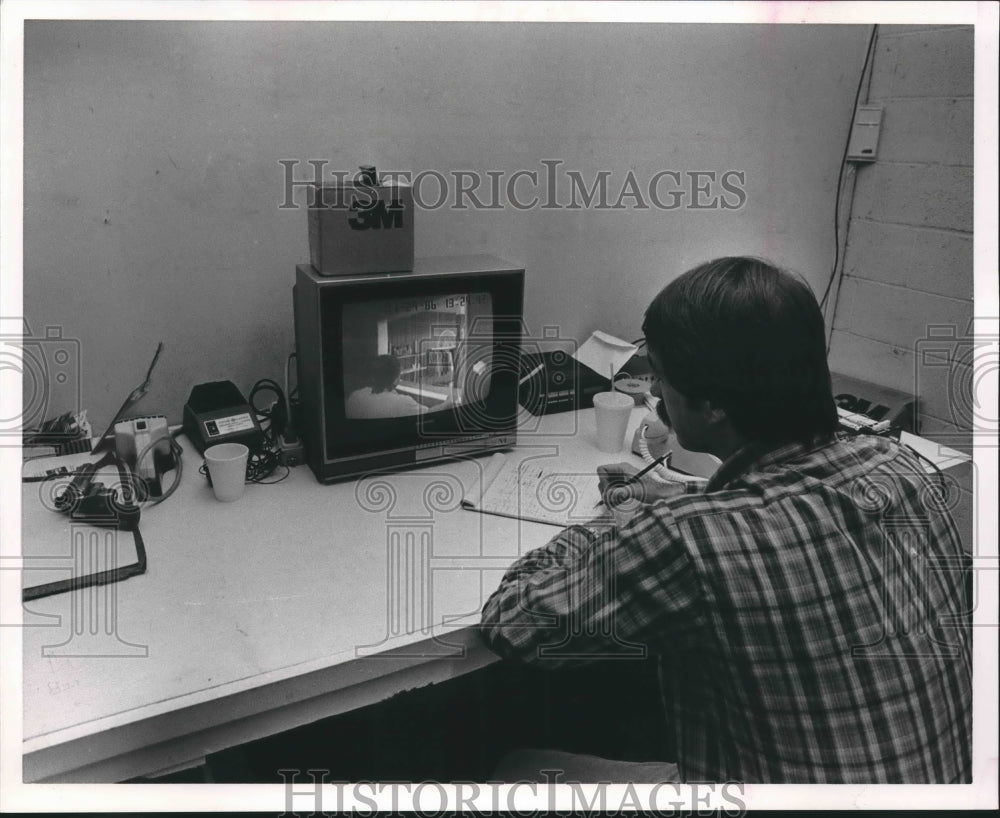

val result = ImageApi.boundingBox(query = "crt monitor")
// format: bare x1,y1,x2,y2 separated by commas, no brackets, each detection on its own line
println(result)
293,255,525,483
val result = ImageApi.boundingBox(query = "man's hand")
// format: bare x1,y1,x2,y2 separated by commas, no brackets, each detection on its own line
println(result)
597,462,688,510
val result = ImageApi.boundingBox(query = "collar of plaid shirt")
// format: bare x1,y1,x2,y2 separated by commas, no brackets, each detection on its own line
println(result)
705,436,821,491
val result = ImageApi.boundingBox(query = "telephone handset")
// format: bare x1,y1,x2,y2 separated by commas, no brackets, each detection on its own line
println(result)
631,411,720,482
632,412,670,462
631,412,690,483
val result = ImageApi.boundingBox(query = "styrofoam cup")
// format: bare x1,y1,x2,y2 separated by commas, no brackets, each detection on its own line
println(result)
592,391,635,453
204,443,249,502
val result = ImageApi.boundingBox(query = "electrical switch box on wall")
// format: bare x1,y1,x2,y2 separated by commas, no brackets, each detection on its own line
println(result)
846,105,883,162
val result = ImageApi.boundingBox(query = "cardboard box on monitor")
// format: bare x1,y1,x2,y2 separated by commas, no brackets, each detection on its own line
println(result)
308,178,414,276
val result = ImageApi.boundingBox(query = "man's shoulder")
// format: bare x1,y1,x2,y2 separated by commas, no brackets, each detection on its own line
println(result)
628,433,950,572
645,434,924,523
745,434,924,491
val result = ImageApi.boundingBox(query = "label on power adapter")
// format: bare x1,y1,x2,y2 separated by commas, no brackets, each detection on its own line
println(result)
205,412,255,438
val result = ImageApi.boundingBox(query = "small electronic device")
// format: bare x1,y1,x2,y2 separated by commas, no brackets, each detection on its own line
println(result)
518,350,610,416
293,255,524,483
114,414,176,496
183,381,265,455
846,105,884,163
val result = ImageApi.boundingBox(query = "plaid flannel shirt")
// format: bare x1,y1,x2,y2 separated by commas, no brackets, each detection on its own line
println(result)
481,434,972,783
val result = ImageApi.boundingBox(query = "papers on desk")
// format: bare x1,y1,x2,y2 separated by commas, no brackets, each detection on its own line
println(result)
462,452,611,528
899,431,971,473
573,330,638,380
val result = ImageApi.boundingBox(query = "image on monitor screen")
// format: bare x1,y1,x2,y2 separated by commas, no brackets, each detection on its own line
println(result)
341,292,494,420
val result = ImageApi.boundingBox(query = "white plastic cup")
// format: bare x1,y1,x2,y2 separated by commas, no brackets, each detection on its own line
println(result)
592,391,635,453
204,443,249,502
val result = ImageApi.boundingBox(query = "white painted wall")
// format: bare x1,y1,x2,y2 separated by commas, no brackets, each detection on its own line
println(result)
24,21,872,428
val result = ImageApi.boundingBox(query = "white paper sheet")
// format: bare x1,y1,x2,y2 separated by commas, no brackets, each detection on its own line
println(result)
899,431,971,473
572,330,639,380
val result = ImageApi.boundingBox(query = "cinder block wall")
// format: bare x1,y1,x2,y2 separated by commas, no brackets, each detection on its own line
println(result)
827,25,974,550
829,24,973,438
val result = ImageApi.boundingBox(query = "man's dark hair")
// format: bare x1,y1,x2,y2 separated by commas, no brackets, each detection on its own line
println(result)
642,256,838,446
370,354,402,393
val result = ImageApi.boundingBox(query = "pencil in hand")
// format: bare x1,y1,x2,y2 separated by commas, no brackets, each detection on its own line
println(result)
595,452,671,508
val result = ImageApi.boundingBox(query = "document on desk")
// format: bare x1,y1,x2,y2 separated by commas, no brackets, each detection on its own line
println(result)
461,452,611,528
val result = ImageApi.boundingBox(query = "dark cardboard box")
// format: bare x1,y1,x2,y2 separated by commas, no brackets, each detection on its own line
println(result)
830,372,917,432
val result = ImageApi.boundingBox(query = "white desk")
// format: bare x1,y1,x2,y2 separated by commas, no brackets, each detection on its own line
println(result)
21,406,646,782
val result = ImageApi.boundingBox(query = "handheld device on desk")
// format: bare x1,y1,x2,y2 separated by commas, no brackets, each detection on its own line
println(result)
113,415,178,498
76,340,182,504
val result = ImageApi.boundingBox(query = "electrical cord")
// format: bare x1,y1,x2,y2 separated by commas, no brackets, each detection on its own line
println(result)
23,459,147,601
285,352,298,407
197,447,289,485
236,378,291,484
22,450,115,484
819,24,879,318
195,378,291,487
132,434,184,505
249,378,288,438
246,448,289,484
634,418,709,486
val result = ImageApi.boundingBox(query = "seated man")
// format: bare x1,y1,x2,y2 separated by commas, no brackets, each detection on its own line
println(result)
481,257,971,783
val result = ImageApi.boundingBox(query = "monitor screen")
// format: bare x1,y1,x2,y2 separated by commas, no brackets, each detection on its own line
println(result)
340,291,493,420
294,258,524,482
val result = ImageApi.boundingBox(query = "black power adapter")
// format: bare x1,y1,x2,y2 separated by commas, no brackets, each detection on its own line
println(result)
183,381,265,455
